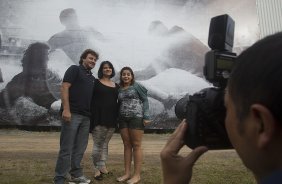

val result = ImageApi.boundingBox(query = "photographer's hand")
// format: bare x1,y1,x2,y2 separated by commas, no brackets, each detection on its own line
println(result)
160,120,208,184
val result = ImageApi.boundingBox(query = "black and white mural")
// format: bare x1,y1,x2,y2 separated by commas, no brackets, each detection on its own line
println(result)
0,0,259,128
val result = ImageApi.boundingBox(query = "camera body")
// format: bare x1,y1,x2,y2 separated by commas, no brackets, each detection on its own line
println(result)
185,87,229,149
204,51,236,88
175,14,236,149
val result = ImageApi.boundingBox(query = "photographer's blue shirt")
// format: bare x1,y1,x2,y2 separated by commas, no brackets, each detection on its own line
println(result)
261,170,282,184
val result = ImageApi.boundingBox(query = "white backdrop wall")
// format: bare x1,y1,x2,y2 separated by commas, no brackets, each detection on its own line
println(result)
0,0,259,128
256,0,282,38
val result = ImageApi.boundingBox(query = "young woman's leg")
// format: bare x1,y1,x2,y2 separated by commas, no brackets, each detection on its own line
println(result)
117,128,132,181
127,129,144,184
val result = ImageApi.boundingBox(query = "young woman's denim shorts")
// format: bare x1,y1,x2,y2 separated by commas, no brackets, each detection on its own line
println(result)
118,117,144,130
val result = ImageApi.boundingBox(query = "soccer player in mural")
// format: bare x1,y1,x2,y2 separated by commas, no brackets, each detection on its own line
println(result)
48,8,104,64
0,42,61,124
130,20,210,116
53,49,98,184
160,32,282,184
136,20,209,80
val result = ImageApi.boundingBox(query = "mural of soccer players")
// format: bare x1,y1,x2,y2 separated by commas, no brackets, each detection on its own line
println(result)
0,0,259,128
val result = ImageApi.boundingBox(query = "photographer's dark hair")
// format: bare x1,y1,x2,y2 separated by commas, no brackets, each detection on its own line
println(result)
79,49,99,65
228,32,282,123
98,61,115,79
119,66,135,87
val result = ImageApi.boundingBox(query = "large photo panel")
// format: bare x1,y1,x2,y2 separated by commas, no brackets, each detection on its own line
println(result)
0,0,259,128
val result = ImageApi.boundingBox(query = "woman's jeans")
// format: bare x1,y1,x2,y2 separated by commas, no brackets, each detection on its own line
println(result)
91,125,115,170
54,113,90,184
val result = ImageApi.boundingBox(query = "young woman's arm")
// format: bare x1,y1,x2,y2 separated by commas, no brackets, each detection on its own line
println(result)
134,82,150,121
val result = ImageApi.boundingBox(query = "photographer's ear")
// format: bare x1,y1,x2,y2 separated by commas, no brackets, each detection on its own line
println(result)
250,104,278,149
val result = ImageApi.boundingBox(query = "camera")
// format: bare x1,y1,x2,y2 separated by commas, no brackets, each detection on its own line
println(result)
175,14,236,149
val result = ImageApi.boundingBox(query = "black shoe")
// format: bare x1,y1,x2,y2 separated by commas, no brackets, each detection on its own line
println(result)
94,174,103,181
101,171,113,176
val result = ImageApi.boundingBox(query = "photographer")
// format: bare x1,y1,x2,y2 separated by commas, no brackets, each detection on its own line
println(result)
161,32,282,184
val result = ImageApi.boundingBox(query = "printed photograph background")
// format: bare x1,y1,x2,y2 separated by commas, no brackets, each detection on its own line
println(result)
0,0,259,128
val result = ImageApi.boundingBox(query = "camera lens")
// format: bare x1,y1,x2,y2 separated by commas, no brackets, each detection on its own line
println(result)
174,94,189,120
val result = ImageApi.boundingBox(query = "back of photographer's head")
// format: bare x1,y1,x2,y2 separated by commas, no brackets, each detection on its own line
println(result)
228,32,282,123
226,32,282,181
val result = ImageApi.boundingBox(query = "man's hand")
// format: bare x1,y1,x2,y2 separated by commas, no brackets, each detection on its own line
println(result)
160,120,208,184
62,109,71,122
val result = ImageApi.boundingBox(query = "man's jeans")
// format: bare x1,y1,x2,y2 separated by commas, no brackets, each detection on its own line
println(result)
53,113,90,184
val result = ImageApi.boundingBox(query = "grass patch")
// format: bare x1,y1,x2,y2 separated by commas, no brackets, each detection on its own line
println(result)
0,130,256,184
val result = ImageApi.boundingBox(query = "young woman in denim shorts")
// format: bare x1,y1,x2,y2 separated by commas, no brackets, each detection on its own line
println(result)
116,66,151,184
